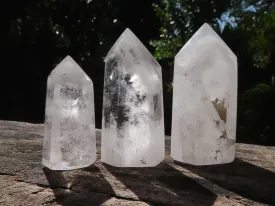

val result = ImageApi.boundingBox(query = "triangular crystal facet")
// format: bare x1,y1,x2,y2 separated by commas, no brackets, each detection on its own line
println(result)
101,28,165,167
171,23,237,165
42,56,96,170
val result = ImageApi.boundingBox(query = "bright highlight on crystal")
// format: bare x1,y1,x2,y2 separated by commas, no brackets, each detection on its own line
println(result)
42,56,96,170
171,23,238,165
101,28,165,167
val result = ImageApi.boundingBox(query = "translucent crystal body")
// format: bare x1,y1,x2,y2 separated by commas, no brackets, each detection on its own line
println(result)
171,23,237,165
101,28,165,167
42,56,96,170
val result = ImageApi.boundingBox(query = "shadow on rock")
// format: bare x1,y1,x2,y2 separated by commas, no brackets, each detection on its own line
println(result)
103,162,217,206
43,165,115,206
174,158,275,205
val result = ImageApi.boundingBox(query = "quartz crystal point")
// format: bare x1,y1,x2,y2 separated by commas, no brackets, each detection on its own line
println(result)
171,23,237,165
101,28,165,167
42,56,96,170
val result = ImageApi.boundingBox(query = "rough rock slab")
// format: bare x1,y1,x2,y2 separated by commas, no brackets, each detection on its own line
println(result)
0,120,274,206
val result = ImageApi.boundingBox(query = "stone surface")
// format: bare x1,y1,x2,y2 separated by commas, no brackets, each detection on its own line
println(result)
101,28,165,167
171,23,238,165
1,121,275,206
43,56,96,170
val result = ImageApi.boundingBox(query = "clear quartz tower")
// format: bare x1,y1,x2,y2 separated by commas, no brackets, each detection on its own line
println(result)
101,28,165,167
171,23,237,165
42,56,96,170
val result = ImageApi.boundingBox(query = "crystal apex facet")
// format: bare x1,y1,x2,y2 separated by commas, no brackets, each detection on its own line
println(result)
175,23,237,60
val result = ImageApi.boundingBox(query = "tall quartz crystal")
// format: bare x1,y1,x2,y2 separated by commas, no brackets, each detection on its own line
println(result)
171,23,237,165
101,28,165,167
42,56,96,170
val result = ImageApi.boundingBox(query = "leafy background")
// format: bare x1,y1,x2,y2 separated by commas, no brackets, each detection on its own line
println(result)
2,0,274,145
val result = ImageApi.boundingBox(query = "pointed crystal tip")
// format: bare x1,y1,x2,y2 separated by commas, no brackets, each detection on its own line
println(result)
198,23,220,38
123,28,133,35
59,55,76,65
64,55,73,61
123,28,138,40
48,55,92,83
176,23,236,60
201,23,212,30
106,28,143,58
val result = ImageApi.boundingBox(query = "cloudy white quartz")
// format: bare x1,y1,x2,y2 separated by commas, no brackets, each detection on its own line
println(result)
42,56,96,170
101,28,165,167
171,23,238,165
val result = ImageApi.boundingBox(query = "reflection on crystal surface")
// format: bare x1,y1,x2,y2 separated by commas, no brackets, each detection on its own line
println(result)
42,56,96,170
171,23,237,165
101,28,165,167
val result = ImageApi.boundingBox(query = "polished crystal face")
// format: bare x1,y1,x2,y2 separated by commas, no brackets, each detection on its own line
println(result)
171,23,238,165
42,56,96,170
101,28,165,167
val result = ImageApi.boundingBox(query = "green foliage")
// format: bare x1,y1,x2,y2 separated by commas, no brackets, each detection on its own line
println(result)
150,36,182,60
8,0,119,65
239,84,274,144
151,0,275,144
151,0,275,69
3,0,161,128
150,0,234,91
4,0,275,145
243,84,272,106
247,9,275,68
150,0,233,59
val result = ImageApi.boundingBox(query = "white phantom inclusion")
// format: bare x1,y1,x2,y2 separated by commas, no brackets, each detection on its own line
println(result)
171,23,238,165
101,28,165,167
42,56,96,170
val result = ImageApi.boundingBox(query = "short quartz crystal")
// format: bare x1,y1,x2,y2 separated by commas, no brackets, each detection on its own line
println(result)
42,56,96,170
171,23,238,165
101,28,165,167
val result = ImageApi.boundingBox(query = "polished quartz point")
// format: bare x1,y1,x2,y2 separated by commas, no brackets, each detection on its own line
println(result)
101,28,165,167
42,56,96,170
171,23,237,165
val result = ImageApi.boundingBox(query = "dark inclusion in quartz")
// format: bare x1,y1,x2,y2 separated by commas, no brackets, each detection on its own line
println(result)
101,28,165,167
